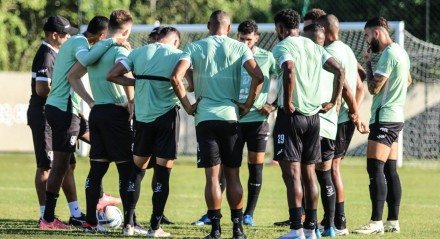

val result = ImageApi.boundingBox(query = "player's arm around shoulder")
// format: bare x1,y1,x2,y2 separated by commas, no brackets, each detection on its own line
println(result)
107,48,136,86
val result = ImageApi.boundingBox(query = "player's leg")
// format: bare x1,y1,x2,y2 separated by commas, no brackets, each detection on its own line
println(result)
196,121,223,239
316,138,336,237
62,159,86,227
331,121,355,235
384,142,401,233
149,155,174,225
243,121,268,226
41,106,80,229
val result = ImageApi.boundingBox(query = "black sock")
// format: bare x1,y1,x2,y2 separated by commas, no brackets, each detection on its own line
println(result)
116,161,132,224
231,208,244,236
43,191,59,222
316,169,336,229
125,164,146,226
151,165,171,230
304,209,317,230
208,209,222,237
289,207,303,230
335,202,346,229
367,158,387,221
244,163,263,216
384,160,401,220
85,161,109,225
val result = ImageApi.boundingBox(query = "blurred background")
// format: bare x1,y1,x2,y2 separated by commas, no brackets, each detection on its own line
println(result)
0,0,438,162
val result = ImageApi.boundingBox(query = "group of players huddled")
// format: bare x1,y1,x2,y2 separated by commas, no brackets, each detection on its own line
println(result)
28,6,410,239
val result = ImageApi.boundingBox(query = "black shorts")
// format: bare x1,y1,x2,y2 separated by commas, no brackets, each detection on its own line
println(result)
334,121,356,158
79,114,89,138
196,120,243,168
273,109,321,164
89,104,133,162
45,105,80,153
238,121,270,153
133,106,180,159
321,137,335,162
368,122,404,147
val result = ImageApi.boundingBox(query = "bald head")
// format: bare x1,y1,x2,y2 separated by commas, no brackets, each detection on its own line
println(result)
317,14,339,34
209,10,231,30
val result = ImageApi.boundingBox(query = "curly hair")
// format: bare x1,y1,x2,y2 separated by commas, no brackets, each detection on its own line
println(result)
274,9,301,30
304,8,327,21
238,19,258,34
364,17,390,31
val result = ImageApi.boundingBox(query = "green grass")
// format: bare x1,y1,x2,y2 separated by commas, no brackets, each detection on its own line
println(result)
0,153,439,238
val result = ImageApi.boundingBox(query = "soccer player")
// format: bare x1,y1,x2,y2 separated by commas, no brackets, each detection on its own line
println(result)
271,9,358,239
107,26,184,237
316,14,369,236
354,17,411,235
41,16,126,230
170,10,264,239
66,9,143,234
303,8,327,28
27,14,88,227
236,19,277,226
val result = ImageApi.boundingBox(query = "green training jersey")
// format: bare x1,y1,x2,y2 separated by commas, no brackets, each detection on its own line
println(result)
122,43,182,123
325,40,359,123
319,69,338,140
371,43,410,124
238,47,277,123
87,45,129,105
181,35,253,125
272,36,332,116
46,34,115,115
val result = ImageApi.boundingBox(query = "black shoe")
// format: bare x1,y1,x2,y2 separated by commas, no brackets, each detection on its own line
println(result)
204,231,221,239
69,213,86,227
161,214,175,225
273,219,290,227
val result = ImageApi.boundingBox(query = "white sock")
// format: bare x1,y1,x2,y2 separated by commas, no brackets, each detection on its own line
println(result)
40,205,45,218
68,201,82,218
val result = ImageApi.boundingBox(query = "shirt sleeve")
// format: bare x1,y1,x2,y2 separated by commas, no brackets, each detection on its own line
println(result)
74,37,115,67
268,52,277,75
273,45,294,69
375,50,395,78
321,48,333,66
180,44,193,64
120,50,135,72
35,52,54,83
115,46,130,64
241,45,254,65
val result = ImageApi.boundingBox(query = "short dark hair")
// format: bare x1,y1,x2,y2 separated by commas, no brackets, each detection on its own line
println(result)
274,9,300,30
109,9,132,30
158,26,181,40
364,17,389,31
303,23,324,33
238,19,258,34
209,10,230,28
304,8,327,21
87,16,109,35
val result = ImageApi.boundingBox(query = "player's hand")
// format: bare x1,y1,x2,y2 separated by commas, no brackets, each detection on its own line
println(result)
349,112,359,123
238,103,251,117
284,102,295,115
259,103,276,116
319,102,334,113
184,97,200,116
355,119,370,134
114,38,131,51
364,47,372,62
127,101,134,121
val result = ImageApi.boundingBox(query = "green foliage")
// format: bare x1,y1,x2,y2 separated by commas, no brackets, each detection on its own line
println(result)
0,0,439,71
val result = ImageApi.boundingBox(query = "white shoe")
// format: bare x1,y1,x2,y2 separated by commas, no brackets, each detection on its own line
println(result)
384,220,400,233
304,229,317,239
147,227,171,237
334,227,349,236
317,222,324,234
133,224,149,235
278,228,306,239
353,220,384,235
123,224,134,236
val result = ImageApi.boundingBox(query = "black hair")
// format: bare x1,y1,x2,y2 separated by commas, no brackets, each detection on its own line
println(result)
303,23,324,33
364,17,389,31
304,8,327,21
238,19,258,34
86,16,109,35
274,9,300,30
158,26,181,40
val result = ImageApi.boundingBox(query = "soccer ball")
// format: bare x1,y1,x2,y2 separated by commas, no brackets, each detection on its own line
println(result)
96,206,123,228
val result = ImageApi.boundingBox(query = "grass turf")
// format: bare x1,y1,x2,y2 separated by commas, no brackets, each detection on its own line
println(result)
0,153,439,238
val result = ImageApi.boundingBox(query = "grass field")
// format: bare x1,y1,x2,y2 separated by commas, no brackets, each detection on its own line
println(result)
0,153,439,238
